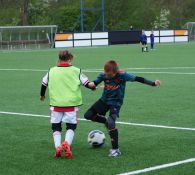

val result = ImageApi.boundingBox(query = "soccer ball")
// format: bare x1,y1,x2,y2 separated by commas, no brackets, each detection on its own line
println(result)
88,130,105,148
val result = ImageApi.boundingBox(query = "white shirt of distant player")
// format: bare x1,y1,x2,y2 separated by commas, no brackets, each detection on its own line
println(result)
42,71,89,87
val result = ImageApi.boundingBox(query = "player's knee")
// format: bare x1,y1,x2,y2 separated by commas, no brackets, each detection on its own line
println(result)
66,123,77,131
84,110,93,120
52,123,62,132
106,115,116,130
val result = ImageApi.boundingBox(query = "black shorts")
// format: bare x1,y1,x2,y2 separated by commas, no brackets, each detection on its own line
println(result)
141,41,147,45
89,99,120,117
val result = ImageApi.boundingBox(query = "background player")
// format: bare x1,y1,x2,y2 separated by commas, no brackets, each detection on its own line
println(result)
150,30,155,50
85,60,161,157
40,50,95,159
140,30,148,52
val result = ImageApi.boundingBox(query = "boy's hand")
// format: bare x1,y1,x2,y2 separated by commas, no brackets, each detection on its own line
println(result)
40,96,45,101
155,80,161,86
100,85,105,89
88,82,97,90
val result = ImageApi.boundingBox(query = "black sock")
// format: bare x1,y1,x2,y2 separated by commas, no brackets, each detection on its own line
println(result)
142,48,143,52
92,114,107,124
109,129,118,149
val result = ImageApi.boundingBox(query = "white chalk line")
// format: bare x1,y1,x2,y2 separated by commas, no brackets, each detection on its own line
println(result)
0,42,194,54
0,67,195,75
87,67,195,71
0,68,47,72
1,110,195,174
1,111,195,174
0,46,104,53
84,71,195,75
117,158,195,175
0,111,195,132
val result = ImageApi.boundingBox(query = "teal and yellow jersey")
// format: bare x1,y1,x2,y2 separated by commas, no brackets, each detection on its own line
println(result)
94,71,136,107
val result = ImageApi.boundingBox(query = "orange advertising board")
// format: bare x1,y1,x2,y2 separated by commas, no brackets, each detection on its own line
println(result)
175,30,188,36
55,34,73,41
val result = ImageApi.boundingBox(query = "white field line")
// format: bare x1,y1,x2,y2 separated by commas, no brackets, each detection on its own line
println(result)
0,68,47,72
117,158,195,175
85,67,195,71
84,71,195,75
0,46,103,53
0,42,193,53
0,68,195,75
1,66,195,71
1,111,195,175
1,111,195,132
125,67,195,70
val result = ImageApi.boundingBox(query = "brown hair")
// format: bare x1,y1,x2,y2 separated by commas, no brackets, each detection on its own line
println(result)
104,60,119,74
59,50,73,61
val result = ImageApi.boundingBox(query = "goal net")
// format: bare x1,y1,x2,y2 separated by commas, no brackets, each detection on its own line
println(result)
186,22,195,41
0,25,57,50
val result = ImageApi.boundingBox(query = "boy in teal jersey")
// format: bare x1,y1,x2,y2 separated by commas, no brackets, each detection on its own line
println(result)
86,60,161,157
40,50,95,159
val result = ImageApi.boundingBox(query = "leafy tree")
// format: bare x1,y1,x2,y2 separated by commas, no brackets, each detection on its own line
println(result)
28,1,50,25
22,0,29,25
153,9,170,29
0,0,195,31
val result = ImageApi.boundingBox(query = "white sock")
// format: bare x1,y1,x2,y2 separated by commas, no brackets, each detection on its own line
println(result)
53,131,61,149
65,129,74,145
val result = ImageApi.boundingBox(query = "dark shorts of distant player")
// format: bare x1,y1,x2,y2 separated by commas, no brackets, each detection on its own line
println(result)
88,99,121,118
141,41,147,45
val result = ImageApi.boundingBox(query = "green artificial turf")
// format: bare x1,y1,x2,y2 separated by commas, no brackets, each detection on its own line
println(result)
0,43,195,175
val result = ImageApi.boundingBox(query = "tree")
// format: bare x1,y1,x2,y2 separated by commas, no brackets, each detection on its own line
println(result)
153,9,170,29
0,0,195,30
28,1,50,25
22,0,29,25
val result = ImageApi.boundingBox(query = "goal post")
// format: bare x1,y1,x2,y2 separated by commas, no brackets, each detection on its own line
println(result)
0,25,57,50
186,22,195,41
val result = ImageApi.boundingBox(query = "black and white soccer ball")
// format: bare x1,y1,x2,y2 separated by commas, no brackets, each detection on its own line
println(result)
88,130,105,148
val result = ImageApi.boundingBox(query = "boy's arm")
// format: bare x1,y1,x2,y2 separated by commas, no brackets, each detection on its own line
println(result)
87,73,104,90
93,73,104,86
124,72,161,86
40,73,48,101
135,76,161,86
80,72,96,90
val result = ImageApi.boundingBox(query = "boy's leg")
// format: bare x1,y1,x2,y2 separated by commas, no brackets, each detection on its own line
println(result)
62,123,76,159
151,43,154,49
106,107,119,149
84,99,109,124
62,110,78,159
50,111,63,157
52,123,62,148
141,43,144,52
65,123,77,146
106,106,121,157
145,42,148,51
